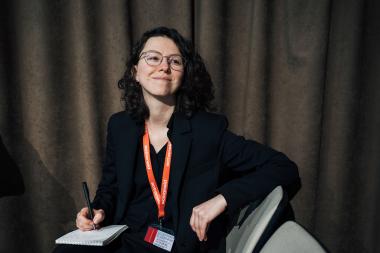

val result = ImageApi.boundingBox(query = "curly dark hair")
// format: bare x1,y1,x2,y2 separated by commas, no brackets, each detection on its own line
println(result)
118,27,215,122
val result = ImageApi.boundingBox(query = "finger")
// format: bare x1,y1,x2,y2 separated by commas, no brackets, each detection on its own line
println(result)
204,224,209,241
79,224,93,231
76,217,94,231
199,220,207,241
196,206,208,241
93,209,105,225
77,209,91,222
191,207,201,240
194,209,202,241
189,212,196,232
79,207,89,216
76,215,92,227
198,214,208,241
76,208,93,230
79,225,94,231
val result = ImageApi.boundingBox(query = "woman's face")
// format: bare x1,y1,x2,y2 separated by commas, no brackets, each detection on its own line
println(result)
134,36,184,102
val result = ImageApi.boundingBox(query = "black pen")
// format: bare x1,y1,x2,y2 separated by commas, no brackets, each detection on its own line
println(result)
82,181,96,230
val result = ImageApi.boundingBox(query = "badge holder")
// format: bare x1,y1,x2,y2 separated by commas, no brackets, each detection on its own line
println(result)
144,219,175,252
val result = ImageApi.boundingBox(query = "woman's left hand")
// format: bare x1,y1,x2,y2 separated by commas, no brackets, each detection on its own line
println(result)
190,194,227,241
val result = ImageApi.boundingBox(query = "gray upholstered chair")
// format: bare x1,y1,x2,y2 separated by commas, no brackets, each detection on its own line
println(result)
226,186,287,253
260,221,327,253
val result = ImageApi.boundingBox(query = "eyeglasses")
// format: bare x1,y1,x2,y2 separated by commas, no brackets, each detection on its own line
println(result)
139,50,185,71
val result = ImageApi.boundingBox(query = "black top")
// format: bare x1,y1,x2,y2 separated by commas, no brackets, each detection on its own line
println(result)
122,141,174,232
122,114,175,234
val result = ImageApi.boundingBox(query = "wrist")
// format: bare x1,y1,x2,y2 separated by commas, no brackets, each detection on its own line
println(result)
217,194,227,210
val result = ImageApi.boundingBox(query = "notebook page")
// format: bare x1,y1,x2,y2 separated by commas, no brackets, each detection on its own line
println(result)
55,225,128,246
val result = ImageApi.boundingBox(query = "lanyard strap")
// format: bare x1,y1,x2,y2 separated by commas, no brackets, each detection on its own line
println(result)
143,124,172,219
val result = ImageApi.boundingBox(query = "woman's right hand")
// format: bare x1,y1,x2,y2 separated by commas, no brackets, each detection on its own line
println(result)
76,207,105,231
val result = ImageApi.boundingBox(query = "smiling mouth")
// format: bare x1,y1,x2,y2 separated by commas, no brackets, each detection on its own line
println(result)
153,77,172,81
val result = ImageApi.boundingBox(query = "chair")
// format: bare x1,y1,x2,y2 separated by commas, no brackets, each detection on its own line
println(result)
260,221,327,253
226,186,289,253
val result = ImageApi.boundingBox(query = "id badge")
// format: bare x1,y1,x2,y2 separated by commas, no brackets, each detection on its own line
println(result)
144,224,175,252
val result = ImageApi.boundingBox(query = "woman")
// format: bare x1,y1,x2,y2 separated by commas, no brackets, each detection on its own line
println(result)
53,27,300,253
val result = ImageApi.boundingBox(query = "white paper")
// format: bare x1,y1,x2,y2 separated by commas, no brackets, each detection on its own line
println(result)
55,225,128,246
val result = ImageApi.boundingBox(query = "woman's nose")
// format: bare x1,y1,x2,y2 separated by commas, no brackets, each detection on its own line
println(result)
159,57,170,72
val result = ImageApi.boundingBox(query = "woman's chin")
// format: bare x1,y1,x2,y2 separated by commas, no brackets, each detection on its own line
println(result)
155,93,176,101
144,91,175,102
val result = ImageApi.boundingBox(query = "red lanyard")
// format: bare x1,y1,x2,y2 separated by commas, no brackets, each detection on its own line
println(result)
143,124,173,219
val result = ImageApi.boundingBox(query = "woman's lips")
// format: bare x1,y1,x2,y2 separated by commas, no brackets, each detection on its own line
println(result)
153,77,172,81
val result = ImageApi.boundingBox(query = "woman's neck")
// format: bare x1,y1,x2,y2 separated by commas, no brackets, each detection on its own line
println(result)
145,96,175,128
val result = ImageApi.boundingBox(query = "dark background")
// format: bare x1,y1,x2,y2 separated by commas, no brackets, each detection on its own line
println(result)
0,0,379,252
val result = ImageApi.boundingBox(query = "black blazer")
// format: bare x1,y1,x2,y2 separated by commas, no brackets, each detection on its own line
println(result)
92,111,300,253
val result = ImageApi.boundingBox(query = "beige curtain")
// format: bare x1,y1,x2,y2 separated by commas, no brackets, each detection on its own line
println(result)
0,0,379,252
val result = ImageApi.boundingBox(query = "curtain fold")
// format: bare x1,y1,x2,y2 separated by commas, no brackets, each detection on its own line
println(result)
0,0,379,252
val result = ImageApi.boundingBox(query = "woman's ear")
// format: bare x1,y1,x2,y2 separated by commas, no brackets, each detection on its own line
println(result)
132,65,139,82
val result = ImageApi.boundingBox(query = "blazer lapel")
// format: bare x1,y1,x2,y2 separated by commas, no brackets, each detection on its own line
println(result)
169,113,192,232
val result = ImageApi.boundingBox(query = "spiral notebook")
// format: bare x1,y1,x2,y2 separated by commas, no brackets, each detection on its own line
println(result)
55,225,128,246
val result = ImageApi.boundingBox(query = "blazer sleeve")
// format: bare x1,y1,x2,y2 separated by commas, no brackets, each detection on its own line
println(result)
91,116,118,225
215,117,300,216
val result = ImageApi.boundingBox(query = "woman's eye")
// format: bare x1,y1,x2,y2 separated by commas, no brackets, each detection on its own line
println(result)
147,56,161,62
171,58,182,65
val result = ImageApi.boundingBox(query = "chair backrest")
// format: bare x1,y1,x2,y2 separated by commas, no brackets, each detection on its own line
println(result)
260,221,327,253
226,186,285,253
